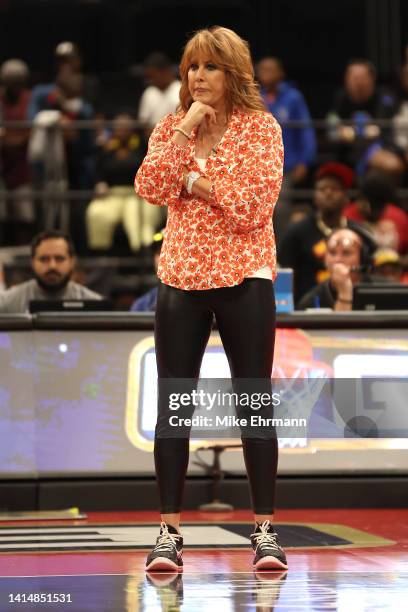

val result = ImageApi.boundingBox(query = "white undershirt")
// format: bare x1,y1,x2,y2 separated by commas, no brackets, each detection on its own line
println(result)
195,157,272,281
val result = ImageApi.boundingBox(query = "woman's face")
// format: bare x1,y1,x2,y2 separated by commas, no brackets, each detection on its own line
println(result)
188,56,227,111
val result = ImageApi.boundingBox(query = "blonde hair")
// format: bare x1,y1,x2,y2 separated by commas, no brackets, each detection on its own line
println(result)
179,26,266,116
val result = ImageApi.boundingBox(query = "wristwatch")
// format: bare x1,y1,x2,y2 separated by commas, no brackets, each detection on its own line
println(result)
186,171,201,194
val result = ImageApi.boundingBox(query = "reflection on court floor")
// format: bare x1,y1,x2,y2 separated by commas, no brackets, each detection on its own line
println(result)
1,572,407,611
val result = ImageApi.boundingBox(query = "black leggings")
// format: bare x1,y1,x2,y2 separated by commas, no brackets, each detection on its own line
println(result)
154,278,278,514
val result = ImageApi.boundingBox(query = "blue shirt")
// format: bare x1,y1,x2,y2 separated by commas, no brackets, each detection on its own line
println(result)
28,84,93,122
130,286,158,312
261,81,316,173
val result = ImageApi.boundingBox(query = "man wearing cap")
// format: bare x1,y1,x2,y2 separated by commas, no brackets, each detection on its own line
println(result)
372,248,405,284
27,42,95,251
29,42,98,112
278,162,377,305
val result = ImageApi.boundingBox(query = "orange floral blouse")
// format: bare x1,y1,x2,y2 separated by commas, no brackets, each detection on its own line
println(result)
134,108,283,290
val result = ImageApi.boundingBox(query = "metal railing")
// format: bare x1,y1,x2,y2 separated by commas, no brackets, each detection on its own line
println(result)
1,117,407,215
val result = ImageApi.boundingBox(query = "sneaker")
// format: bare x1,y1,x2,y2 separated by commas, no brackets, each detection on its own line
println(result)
250,520,288,571
146,522,183,572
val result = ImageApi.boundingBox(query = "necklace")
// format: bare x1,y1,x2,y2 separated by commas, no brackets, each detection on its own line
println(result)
196,125,227,156
316,213,347,237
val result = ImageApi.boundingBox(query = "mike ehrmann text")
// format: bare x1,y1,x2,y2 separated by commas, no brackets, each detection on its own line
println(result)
168,415,307,427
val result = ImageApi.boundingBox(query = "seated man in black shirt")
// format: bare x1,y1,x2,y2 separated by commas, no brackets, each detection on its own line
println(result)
86,113,164,252
278,162,376,305
297,228,372,311
327,59,396,171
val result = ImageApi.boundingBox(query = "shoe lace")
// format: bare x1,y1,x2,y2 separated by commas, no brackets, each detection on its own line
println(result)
251,520,280,553
153,522,181,554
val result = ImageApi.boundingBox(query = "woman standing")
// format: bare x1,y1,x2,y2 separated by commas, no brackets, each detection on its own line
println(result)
135,26,287,572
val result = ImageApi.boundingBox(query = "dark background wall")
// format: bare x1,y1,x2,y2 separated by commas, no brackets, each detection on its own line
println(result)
0,0,405,116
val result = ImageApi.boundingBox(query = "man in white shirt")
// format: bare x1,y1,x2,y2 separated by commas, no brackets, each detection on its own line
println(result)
138,53,181,137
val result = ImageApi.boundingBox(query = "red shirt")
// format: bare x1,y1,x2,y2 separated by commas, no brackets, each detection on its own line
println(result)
135,109,283,290
344,202,408,254
0,89,31,188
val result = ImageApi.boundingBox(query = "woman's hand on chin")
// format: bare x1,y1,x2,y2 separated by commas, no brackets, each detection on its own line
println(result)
180,101,217,134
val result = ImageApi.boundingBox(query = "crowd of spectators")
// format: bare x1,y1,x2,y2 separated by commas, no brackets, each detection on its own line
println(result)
1,41,408,311
0,44,179,254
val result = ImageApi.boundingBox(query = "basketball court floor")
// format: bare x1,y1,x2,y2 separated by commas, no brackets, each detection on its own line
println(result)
0,507,407,610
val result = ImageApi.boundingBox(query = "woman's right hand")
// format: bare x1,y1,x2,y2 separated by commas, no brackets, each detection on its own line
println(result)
179,101,217,134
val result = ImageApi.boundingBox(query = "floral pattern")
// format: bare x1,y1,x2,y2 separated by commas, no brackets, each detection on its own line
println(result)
134,108,283,290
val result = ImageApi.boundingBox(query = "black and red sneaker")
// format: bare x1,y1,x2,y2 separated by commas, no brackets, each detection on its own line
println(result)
146,522,183,572
250,520,288,571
